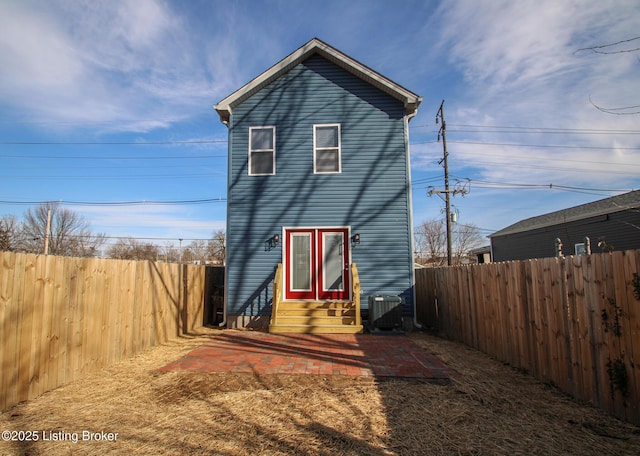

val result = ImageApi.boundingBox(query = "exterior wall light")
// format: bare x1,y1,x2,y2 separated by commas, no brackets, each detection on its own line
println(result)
352,233,360,245
265,233,280,251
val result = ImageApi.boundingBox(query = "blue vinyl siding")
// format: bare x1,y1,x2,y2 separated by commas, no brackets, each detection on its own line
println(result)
225,54,414,322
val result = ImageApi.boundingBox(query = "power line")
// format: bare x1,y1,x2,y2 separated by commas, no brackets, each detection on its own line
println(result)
0,198,226,206
79,234,215,242
446,140,640,151
414,157,640,180
1,164,223,171
446,124,640,134
0,139,227,145
447,129,640,135
448,178,633,194
449,150,640,168
574,36,640,55
0,173,221,180
0,154,225,160
454,159,639,177
411,123,640,134
23,234,219,251
3,136,637,153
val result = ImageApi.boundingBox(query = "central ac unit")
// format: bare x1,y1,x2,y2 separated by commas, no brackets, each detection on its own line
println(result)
368,295,403,330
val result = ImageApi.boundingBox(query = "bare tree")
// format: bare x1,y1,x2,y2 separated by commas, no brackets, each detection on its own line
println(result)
107,238,162,261
415,218,447,266
0,214,19,251
415,218,483,266
207,230,226,265
453,223,484,263
107,237,160,261
182,231,225,265
159,242,180,263
183,239,209,264
19,202,105,256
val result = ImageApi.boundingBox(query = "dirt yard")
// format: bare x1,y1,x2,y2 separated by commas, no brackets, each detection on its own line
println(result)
1,329,638,455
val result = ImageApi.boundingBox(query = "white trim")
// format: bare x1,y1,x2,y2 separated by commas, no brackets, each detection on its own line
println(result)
289,232,313,292
313,123,341,174
282,226,352,301
248,126,276,176
321,231,346,292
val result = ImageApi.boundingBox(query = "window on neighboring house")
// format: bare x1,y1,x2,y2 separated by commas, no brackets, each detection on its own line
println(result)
314,124,341,173
249,126,275,175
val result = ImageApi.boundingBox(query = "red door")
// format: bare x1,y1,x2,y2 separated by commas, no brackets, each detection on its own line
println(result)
285,228,349,301
285,229,316,300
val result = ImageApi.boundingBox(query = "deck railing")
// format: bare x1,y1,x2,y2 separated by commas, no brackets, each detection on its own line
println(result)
351,263,361,327
270,263,283,326
271,262,360,327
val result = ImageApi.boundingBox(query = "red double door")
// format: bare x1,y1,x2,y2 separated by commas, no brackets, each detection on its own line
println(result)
284,228,350,301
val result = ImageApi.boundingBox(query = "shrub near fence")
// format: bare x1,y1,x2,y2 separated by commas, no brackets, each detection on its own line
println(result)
415,250,640,425
0,252,207,412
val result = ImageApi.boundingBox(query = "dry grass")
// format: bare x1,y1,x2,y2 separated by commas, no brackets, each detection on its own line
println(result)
1,329,639,455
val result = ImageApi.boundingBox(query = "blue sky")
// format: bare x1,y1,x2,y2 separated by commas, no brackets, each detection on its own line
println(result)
1,0,639,250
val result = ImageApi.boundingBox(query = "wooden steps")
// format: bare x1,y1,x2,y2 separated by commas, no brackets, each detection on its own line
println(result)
269,301,363,334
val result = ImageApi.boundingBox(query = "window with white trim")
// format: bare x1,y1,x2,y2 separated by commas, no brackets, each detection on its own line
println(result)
314,124,341,174
249,126,275,175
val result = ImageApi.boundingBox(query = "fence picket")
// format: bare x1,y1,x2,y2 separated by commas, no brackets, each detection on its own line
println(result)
415,250,640,425
624,251,640,424
614,251,639,422
0,252,16,410
0,252,211,412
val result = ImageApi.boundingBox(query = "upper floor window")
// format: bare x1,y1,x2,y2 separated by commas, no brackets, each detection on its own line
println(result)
314,124,341,174
249,126,275,175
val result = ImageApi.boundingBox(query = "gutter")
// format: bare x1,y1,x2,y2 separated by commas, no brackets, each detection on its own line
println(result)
404,107,422,330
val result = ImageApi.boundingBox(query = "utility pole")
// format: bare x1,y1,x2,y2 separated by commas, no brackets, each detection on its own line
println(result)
44,207,51,255
429,100,467,266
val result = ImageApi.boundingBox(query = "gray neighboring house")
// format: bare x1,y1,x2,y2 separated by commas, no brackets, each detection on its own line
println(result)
489,190,640,262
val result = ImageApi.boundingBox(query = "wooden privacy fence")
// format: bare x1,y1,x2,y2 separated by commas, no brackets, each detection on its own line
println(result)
0,252,210,411
415,250,640,425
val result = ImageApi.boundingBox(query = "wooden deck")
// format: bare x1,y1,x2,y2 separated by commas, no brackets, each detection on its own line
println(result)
269,263,363,334
269,300,363,334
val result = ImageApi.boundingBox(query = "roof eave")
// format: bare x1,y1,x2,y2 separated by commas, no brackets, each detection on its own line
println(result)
214,38,422,124
489,200,640,238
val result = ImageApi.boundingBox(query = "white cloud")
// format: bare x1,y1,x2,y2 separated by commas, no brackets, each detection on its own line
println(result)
0,0,240,133
415,0,640,192
0,2,83,89
77,204,225,240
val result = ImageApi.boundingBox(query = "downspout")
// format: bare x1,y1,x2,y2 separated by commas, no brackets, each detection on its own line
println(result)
219,232,227,328
405,106,422,330
217,111,231,328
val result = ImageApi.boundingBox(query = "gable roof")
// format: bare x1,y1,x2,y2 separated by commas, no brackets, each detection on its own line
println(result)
214,38,422,124
489,190,640,238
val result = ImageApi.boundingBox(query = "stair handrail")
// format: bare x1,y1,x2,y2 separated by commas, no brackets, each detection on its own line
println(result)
351,263,361,327
271,263,283,326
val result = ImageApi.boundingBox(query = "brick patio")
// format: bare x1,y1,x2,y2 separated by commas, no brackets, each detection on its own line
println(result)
159,330,453,380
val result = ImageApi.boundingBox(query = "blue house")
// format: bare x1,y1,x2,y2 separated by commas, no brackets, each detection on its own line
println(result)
214,38,422,333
